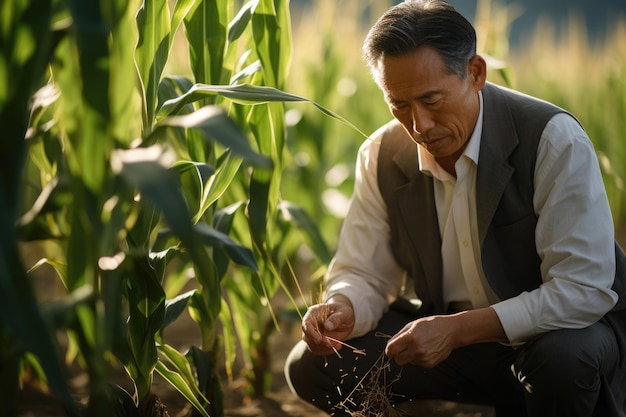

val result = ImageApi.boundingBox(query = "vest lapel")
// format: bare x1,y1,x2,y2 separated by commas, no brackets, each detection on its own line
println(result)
391,143,444,311
476,84,518,245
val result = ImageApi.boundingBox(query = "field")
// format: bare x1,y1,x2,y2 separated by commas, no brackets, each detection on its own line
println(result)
5,0,626,416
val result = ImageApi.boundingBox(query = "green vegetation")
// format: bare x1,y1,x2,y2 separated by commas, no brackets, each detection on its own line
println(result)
2,0,341,416
509,18,626,223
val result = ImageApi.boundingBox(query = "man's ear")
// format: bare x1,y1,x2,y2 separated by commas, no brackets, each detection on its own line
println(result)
468,55,487,90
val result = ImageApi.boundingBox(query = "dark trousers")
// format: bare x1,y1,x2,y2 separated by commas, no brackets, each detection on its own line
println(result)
284,303,626,417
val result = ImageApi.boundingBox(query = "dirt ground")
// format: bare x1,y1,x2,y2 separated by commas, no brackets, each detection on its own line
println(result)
15,240,503,417
16,306,495,417
13,239,501,417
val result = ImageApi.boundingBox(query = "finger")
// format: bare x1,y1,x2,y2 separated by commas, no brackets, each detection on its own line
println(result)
385,330,408,356
386,348,410,366
302,310,328,343
304,335,337,356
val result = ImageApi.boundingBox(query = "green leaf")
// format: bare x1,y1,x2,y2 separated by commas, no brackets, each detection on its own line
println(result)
0,251,80,416
1,0,55,211
185,346,222,410
229,59,262,84
218,298,237,381
157,83,368,138
170,0,197,49
163,290,195,329
40,285,94,330
187,290,217,338
155,359,210,417
107,0,139,148
106,384,139,417
149,106,272,169
115,151,196,247
184,0,230,85
196,150,243,222
170,160,215,185
246,102,283,247
212,202,245,278
278,200,332,264
228,0,257,43
158,75,195,117
18,177,72,241
136,0,171,125
63,0,111,192
195,222,257,271
251,0,291,88
126,256,166,399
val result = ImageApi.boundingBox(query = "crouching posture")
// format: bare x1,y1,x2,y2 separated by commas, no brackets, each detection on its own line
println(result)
285,1,626,416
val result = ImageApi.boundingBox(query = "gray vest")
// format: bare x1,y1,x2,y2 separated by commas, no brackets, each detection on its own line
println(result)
377,82,626,365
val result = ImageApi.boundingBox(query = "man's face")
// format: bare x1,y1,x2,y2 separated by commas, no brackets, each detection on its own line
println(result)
376,47,485,166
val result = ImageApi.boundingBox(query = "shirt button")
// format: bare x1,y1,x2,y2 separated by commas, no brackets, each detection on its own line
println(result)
463,239,469,247
472,287,480,294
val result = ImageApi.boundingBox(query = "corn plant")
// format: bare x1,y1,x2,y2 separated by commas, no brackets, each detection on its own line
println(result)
509,17,626,224
3,0,361,416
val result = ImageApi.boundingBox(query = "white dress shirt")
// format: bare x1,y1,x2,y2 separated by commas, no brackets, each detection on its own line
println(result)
324,93,618,343
420,93,494,310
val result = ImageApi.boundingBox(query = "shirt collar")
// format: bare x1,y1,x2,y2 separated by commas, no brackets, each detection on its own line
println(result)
418,90,484,177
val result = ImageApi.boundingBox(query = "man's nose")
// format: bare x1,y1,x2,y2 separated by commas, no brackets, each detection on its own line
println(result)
411,106,435,136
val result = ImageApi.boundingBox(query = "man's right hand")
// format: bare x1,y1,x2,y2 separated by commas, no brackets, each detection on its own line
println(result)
301,294,355,356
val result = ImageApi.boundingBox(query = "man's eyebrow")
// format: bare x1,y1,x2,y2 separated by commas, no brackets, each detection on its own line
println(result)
417,90,441,100
387,96,404,105
387,90,440,104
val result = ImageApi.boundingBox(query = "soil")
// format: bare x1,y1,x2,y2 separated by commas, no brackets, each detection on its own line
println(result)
15,243,501,417
15,305,495,417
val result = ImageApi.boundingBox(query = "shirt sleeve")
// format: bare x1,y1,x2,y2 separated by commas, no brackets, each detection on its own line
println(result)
324,128,406,339
492,113,619,343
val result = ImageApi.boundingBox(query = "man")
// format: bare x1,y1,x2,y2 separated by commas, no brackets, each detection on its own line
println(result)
285,1,626,416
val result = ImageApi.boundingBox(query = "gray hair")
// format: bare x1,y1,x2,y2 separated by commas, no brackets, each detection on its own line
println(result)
363,0,477,79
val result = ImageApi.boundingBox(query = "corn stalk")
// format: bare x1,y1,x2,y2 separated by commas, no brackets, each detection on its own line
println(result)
3,0,361,416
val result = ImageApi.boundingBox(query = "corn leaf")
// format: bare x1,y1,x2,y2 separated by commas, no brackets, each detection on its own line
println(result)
62,0,111,192
163,290,195,329
155,359,210,417
184,0,231,85
158,83,368,137
126,256,165,399
117,155,195,243
252,0,291,88
171,0,197,49
194,223,258,271
228,0,257,43
170,160,215,185
136,0,171,125
195,150,243,223
278,200,332,264
149,106,273,169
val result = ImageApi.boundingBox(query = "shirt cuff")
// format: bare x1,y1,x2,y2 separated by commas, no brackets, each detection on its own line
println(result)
491,293,537,343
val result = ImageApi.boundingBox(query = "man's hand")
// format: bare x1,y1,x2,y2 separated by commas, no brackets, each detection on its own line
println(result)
385,307,508,368
384,314,457,367
301,294,355,356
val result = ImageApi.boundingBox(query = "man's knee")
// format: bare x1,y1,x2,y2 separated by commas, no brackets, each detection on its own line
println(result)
284,341,319,400
284,340,344,413
517,324,617,387
513,322,622,414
